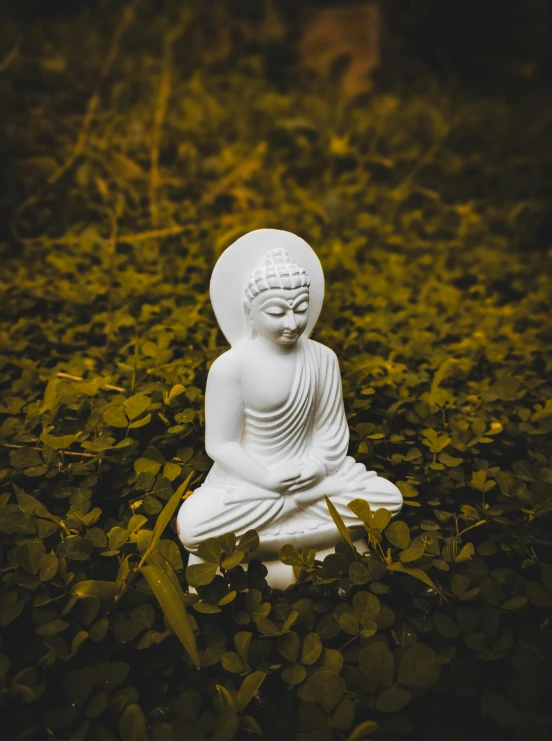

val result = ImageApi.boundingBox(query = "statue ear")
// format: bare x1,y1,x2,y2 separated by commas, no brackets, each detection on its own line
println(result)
244,303,257,339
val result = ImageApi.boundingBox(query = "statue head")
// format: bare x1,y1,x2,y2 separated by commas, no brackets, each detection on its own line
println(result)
244,248,310,345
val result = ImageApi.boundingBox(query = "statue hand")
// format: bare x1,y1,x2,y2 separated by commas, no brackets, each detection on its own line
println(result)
287,457,326,493
265,462,303,493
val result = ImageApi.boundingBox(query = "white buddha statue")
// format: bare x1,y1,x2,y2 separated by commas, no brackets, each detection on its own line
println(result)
177,229,403,586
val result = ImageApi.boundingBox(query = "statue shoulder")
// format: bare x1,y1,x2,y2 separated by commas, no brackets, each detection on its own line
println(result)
207,348,242,383
304,338,339,365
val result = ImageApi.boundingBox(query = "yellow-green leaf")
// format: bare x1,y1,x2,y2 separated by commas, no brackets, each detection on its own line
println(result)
197,537,223,564
216,682,236,707
385,521,410,549
163,463,181,481
454,542,475,563
187,562,218,586
399,539,425,563
134,457,161,476
221,550,245,570
39,552,58,582
103,405,128,428
234,631,252,663
124,394,150,421
372,508,392,532
396,481,418,498
347,498,372,525
218,591,237,606
238,530,260,554
39,431,80,450
129,413,152,429
346,720,379,741
168,384,186,402
194,601,221,614
237,671,266,713
439,452,463,467
222,651,248,673
279,544,302,566
301,633,322,665
72,580,117,602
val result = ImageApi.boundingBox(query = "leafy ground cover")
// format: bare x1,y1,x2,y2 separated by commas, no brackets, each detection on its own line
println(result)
1,3,551,741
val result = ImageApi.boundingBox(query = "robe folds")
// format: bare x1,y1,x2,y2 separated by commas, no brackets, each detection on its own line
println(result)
177,338,403,556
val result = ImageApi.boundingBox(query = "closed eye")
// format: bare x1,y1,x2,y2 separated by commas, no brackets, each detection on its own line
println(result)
295,301,309,313
264,307,285,316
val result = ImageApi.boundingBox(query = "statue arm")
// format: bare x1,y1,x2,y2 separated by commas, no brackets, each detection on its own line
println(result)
310,346,349,474
204,353,270,488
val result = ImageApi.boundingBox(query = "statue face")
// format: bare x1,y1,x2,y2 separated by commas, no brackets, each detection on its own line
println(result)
248,287,309,346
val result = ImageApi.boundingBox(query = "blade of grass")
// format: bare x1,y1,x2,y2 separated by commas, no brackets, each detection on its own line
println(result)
141,563,200,669
325,494,355,549
138,470,193,568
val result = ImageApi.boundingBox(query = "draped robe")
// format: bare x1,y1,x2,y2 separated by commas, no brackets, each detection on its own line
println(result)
177,338,403,556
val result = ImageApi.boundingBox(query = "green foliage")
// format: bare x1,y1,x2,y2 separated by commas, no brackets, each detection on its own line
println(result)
0,2,551,740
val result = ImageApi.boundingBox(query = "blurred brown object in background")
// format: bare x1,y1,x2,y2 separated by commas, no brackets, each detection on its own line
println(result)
298,2,380,97
258,4,288,43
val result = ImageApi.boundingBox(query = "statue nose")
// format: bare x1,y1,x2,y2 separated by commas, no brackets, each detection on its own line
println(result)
285,310,297,330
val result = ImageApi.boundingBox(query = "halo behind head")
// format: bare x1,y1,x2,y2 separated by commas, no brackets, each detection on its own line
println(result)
210,229,324,346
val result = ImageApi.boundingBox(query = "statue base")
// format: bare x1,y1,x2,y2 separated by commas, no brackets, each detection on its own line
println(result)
186,537,368,592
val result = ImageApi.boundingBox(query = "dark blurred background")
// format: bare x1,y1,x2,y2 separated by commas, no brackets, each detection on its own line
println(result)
4,0,552,92
1,0,551,252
